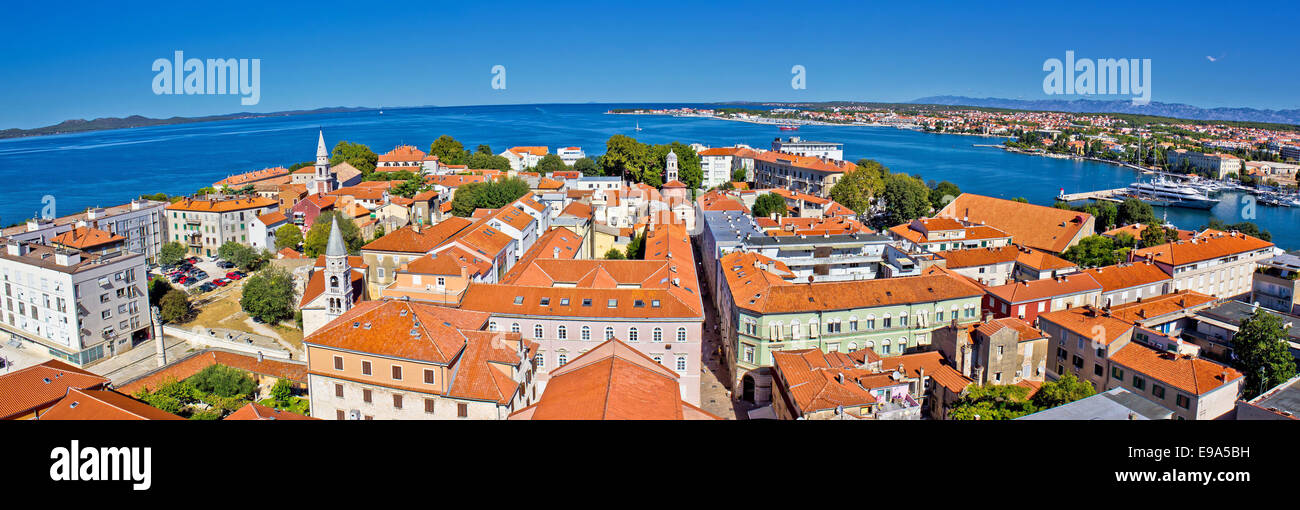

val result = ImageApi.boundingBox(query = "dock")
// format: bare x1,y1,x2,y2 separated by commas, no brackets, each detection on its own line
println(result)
1058,188,1127,203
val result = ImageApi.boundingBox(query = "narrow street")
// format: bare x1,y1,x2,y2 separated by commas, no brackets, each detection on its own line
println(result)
694,238,757,420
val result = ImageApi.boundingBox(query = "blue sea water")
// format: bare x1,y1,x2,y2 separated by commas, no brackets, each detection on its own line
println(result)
0,103,1295,248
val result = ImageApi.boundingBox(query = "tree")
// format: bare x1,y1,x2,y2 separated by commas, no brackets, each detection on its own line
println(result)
536,153,566,174
475,144,492,156
391,177,424,198
1031,372,1096,409
148,277,173,308
1060,235,1119,268
928,181,961,210
429,135,466,166
1083,201,1119,231
602,134,652,183
218,241,264,271
604,248,626,260
829,165,885,215
1202,219,1272,242
160,241,188,266
274,224,303,251
948,384,1036,420
1118,198,1157,226
731,167,748,183
239,265,296,324
624,230,647,260
140,192,170,202
159,290,191,323
752,193,788,218
1139,223,1171,247
464,152,511,171
1112,231,1138,250
880,174,932,226
303,211,363,257
574,157,601,177
133,377,194,415
449,178,531,217
287,161,314,171
330,141,377,176
269,378,295,407
1232,308,1298,399
1012,197,1030,203
188,364,257,399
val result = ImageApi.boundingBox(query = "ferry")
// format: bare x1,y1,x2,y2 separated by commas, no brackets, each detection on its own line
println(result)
1126,178,1219,209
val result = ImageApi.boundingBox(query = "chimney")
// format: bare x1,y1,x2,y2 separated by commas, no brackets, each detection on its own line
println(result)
553,247,561,258
5,240,24,256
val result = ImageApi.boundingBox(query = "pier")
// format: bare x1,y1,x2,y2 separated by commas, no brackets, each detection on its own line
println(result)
1057,188,1128,203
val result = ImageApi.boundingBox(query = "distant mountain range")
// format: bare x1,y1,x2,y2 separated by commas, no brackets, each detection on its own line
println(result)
911,96,1300,126
0,107,372,140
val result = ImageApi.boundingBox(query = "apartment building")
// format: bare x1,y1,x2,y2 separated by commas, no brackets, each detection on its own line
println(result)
360,217,473,293
770,348,923,420
1080,261,1174,307
983,273,1103,322
698,146,758,188
1132,230,1275,299
303,299,538,420
1252,251,1300,315
2,199,169,264
0,241,149,367
752,150,855,197
932,316,1049,385
556,146,585,166
1166,149,1243,179
164,195,279,257
718,254,984,404
887,218,1013,253
500,146,548,172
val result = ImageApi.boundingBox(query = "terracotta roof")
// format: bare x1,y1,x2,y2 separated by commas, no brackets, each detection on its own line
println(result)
509,338,717,420
298,265,367,308
936,246,1020,268
445,331,537,404
559,201,593,218
985,273,1102,304
278,247,304,259
1080,262,1173,293
303,300,490,364
1107,290,1217,324
257,211,289,226
507,146,549,157
38,388,184,420
1132,231,1274,266
49,226,125,250
377,145,427,162
754,150,857,174
1015,246,1077,271
973,317,1045,341
362,217,472,253
224,402,318,420
0,360,110,419
741,273,984,314
116,350,308,396
879,351,972,393
1037,306,1135,345
214,167,291,187
938,193,1092,253
166,196,278,213
1110,343,1243,395
771,349,909,415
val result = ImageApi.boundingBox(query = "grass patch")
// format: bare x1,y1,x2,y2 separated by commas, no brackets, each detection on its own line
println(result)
258,397,310,416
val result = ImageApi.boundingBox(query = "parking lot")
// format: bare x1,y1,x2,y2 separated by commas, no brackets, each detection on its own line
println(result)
150,256,248,295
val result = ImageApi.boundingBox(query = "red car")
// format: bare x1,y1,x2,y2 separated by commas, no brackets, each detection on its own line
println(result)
226,272,243,280
178,276,190,284
213,278,230,287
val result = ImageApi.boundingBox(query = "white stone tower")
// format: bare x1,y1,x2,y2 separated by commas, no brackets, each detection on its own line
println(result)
314,130,336,195
665,149,679,183
323,216,352,321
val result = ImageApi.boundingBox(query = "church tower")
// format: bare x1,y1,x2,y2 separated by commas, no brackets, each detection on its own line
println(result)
665,149,679,184
314,130,336,195
323,216,352,321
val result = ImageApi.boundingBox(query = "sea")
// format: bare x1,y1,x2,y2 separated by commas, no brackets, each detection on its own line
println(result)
0,103,1295,249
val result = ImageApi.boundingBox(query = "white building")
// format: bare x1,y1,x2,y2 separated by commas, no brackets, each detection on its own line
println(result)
770,137,844,161
1166,149,1243,179
0,241,150,367
2,199,169,265
698,146,758,188
556,147,585,166
500,147,549,172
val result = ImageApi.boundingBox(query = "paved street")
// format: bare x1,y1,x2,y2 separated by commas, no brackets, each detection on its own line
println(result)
90,335,198,385
693,240,757,420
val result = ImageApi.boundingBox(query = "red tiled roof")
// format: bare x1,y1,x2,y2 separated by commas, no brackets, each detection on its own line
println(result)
1110,343,1242,395
116,350,308,396
39,388,185,420
361,217,472,253
1132,231,1274,266
938,194,1092,253
224,402,318,420
0,360,110,419
985,273,1102,304
303,300,490,364
50,227,125,250
1080,262,1172,293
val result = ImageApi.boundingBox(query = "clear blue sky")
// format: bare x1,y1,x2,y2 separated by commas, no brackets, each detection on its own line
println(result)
1,0,1296,128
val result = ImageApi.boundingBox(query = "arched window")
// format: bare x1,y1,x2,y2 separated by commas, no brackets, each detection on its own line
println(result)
581,326,591,341
629,328,639,342
511,323,520,333
557,325,567,339
676,327,687,342
790,319,802,339
653,327,663,342
534,324,543,338
605,326,615,341
489,321,498,332
848,341,858,351
329,275,339,289
881,339,892,355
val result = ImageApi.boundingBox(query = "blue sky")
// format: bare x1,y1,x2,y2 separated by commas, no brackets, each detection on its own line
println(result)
1,0,1296,128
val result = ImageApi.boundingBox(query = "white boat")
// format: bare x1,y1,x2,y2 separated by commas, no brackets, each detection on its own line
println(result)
1127,177,1219,209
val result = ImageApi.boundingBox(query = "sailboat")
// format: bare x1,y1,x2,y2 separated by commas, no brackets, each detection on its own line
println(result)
379,105,384,115
635,120,642,132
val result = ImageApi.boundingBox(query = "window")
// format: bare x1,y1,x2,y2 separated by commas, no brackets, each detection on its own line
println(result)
363,389,372,403
334,356,344,370
334,384,343,398
424,369,435,384
535,324,543,338
1094,363,1103,377
393,394,403,409
534,354,545,369
581,326,591,341
605,326,615,341
391,365,403,380
336,410,345,420
993,372,1002,383
1096,347,1105,357
1072,355,1083,369
743,345,755,363
652,355,663,364
558,325,567,339
1111,367,1124,380
1132,375,1145,391
1152,385,1165,399
458,403,468,418
653,327,663,342
996,345,1004,358
1176,394,1190,409
676,356,687,371
361,360,371,375
676,327,687,342
629,328,638,342
607,299,617,308
511,322,520,333
558,353,568,366
1057,347,1067,360
425,399,436,414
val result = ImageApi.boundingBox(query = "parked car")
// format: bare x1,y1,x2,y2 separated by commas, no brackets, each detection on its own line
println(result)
216,261,235,269
198,282,216,292
212,278,229,287
226,272,243,280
